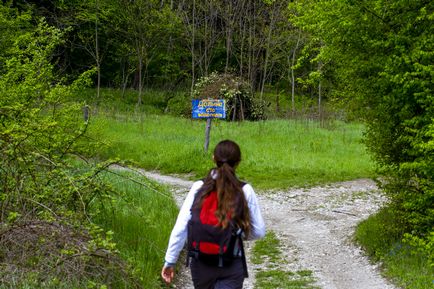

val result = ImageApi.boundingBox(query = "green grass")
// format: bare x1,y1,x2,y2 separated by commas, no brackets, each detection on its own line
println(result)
77,87,173,114
89,113,374,189
251,231,281,265
252,231,319,289
255,270,318,289
0,277,90,289
356,208,434,289
93,169,179,288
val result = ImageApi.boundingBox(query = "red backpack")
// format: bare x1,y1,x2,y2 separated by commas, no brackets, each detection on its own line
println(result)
186,189,248,277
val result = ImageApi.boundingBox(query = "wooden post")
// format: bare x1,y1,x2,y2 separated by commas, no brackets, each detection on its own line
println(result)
83,105,89,122
204,118,212,152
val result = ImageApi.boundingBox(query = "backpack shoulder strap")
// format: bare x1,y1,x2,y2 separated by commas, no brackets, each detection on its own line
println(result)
239,181,249,277
239,234,248,278
191,180,207,209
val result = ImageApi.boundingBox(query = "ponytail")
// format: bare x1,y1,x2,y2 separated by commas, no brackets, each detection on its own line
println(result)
196,148,251,238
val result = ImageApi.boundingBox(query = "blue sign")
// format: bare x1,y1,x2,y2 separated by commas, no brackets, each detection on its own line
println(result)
192,99,226,119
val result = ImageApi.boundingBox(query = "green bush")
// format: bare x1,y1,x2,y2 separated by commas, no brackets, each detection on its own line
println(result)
0,12,135,288
356,208,405,259
165,91,191,117
0,17,96,222
193,72,266,121
166,72,267,120
291,0,434,265
356,208,434,288
404,231,434,268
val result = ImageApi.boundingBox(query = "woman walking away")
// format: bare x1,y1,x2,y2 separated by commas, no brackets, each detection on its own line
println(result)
161,140,265,289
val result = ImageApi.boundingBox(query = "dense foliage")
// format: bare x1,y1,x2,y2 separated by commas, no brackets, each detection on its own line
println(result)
290,0,434,264
0,18,95,220
0,6,138,287
193,72,266,121
9,0,328,108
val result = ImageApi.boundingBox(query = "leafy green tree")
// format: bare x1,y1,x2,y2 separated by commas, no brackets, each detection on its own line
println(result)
0,6,139,286
0,3,32,73
11,0,117,92
1,17,96,220
110,0,182,103
290,0,434,260
11,0,319,104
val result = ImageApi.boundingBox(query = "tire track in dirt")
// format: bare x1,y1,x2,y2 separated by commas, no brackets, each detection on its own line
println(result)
115,166,397,289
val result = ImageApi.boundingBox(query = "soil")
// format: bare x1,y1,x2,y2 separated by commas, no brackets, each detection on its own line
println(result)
128,168,398,289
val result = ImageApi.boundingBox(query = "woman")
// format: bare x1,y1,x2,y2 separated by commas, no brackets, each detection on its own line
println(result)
161,140,265,289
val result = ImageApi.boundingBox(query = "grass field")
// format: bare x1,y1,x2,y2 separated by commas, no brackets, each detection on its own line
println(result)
93,169,179,288
88,112,374,189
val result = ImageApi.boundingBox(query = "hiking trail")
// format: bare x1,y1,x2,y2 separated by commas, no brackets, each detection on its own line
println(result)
119,166,397,289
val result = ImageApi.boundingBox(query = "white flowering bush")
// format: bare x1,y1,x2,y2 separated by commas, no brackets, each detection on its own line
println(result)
193,72,266,121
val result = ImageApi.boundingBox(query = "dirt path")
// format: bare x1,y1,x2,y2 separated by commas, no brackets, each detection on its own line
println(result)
253,180,396,289
126,167,397,289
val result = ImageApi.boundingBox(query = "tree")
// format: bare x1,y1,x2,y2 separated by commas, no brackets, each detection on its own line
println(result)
112,0,180,104
74,0,108,100
0,3,32,73
0,5,140,285
291,0,434,258
0,14,96,225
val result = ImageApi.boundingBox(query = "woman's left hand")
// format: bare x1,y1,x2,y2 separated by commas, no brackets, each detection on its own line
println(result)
161,265,175,284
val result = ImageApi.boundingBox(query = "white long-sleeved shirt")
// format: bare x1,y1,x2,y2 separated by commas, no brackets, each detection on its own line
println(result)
164,180,266,265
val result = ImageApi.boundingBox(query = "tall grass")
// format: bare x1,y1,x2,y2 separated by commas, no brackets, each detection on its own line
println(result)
356,209,434,289
76,87,181,115
89,113,374,189
93,170,179,288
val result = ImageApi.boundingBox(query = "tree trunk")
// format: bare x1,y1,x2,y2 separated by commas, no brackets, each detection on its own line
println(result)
276,91,280,113
318,60,323,121
239,96,245,121
291,30,301,117
225,27,232,73
247,1,254,89
204,8,209,76
137,48,143,106
190,0,196,97
95,0,100,101
318,79,322,121
239,15,246,78
121,58,128,98
259,4,276,100
232,97,237,121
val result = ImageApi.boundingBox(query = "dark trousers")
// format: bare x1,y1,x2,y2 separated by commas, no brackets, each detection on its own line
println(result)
190,258,245,289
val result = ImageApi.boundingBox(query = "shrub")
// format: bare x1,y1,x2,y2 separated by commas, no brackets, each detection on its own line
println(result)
0,15,134,287
291,0,434,264
166,72,266,120
404,231,434,268
193,72,266,121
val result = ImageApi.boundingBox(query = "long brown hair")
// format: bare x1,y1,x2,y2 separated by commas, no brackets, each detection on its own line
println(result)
196,140,251,237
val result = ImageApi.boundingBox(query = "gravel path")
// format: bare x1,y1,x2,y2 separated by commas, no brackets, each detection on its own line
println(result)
254,179,397,289
117,166,397,289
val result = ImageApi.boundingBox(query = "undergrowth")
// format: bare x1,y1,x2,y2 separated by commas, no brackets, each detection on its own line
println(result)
356,208,434,289
92,168,179,288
